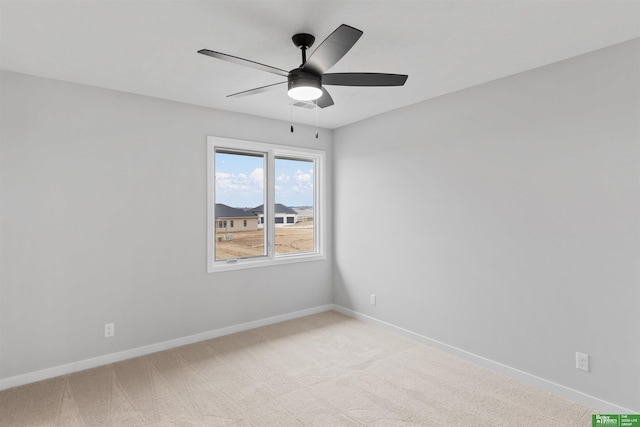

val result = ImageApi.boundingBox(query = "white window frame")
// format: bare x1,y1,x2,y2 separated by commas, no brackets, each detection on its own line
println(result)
207,136,326,273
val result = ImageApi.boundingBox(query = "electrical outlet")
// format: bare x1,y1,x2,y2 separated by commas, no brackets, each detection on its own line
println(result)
104,323,115,338
576,352,589,372
370,294,376,306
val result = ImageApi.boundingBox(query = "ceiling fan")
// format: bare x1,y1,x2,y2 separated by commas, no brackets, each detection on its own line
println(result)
198,24,408,108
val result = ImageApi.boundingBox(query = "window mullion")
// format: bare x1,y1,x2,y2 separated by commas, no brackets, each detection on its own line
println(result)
266,150,276,259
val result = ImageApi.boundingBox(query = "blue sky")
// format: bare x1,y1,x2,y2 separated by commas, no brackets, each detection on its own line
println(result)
215,152,314,208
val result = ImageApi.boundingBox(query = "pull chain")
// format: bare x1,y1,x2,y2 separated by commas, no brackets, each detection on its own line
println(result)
315,100,318,139
290,103,294,133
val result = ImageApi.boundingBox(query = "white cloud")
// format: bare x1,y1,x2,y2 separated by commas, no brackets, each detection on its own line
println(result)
292,169,313,192
217,163,313,207
276,174,290,183
250,168,264,188
216,169,263,189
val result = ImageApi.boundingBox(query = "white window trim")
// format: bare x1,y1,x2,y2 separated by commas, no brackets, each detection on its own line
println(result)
207,136,326,273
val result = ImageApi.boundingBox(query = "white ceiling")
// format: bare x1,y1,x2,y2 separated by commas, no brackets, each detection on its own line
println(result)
1,1,638,129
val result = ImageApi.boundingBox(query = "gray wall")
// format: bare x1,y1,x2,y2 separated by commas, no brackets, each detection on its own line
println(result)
333,39,639,410
0,71,333,379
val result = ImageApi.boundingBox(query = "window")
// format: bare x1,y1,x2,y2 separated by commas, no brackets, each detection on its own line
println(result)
207,136,325,272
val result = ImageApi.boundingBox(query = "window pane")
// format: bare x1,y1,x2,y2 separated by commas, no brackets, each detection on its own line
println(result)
274,157,314,255
214,151,266,261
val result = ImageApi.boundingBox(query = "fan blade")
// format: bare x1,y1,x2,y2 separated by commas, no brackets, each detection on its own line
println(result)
198,49,289,77
302,25,363,75
316,87,334,108
323,73,408,87
227,81,287,98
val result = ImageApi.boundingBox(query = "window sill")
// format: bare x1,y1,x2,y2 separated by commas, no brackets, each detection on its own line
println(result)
208,252,326,273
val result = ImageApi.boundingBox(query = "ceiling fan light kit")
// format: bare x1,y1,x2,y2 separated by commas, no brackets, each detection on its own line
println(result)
287,69,322,101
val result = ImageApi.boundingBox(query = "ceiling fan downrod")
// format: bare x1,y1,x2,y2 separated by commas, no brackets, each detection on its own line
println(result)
291,33,315,66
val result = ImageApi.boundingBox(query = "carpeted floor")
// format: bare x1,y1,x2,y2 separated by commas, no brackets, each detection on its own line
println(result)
0,311,593,426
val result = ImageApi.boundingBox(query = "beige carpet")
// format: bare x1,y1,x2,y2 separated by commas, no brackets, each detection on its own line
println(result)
0,311,593,426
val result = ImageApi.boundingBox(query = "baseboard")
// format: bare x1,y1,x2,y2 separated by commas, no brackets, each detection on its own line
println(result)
0,304,334,391
332,304,636,414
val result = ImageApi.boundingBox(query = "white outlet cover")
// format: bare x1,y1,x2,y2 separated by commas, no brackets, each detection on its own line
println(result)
576,352,589,372
104,323,115,338
370,294,376,306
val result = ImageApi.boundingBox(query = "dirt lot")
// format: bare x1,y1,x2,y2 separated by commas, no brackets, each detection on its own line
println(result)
215,223,314,260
